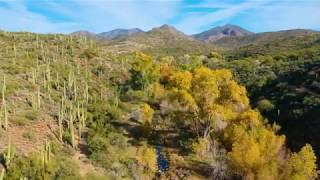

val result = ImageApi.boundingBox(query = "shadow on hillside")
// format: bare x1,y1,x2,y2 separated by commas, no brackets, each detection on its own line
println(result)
110,118,195,155
110,119,144,146
251,60,320,165
79,129,90,156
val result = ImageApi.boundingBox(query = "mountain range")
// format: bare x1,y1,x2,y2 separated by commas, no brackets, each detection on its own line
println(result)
71,24,319,54
71,28,144,40
71,24,252,42
100,24,214,55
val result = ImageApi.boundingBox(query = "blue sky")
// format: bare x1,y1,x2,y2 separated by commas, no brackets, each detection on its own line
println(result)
0,0,319,34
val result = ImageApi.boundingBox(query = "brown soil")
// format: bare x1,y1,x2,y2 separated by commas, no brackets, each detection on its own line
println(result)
0,120,58,155
73,128,106,177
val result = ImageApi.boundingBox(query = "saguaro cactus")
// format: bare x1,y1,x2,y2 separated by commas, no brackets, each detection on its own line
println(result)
85,82,89,104
37,86,41,109
13,44,17,64
73,79,77,101
0,169,4,180
1,76,8,130
58,107,63,142
69,112,75,148
41,140,51,170
31,87,41,110
3,141,15,168
3,96,7,130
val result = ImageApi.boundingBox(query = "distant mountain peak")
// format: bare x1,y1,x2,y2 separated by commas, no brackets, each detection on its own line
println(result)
97,28,144,40
153,24,179,32
193,24,253,42
224,24,238,27
160,24,170,28
159,24,174,29
70,30,96,38
149,24,193,41
151,24,184,34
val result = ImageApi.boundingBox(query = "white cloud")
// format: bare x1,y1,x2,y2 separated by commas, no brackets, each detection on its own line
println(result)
175,0,276,34
241,0,320,32
67,0,182,32
178,0,320,34
0,0,182,33
0,0,81,33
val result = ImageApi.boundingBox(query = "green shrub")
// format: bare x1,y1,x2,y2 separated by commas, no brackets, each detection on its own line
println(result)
24,110,39,120
11,116,28,126
106,104,122,120
85,172,108,180
257,99,275,112
125,89,148,101
87,129,133,178
81,48,98,59
22,131,35,140
4,153,82,180
63,131,72,146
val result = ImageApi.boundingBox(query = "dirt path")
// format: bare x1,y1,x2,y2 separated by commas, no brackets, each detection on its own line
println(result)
72,151,98,176
72,128,105,177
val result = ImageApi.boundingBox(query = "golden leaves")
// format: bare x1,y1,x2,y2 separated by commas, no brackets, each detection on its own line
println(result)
168,71,192,90
284,144,318,180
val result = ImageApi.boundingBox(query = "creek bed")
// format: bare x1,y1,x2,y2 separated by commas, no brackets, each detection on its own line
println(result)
156,145,169,172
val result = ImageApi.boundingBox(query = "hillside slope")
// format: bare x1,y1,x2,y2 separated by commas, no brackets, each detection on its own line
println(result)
215,29,320,50
70,30,96,38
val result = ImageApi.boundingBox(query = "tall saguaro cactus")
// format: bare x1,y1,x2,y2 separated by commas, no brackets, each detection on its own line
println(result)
37,86,41,109
13,44,17,64
69,112,75,148
3,141,15,168
0,169,4,180
1,76,8,130
41,140,51,170
31,86,41,111
58,104,64,142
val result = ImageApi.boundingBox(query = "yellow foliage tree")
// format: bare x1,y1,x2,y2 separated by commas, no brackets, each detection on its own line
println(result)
236,109,263,127
191,137,211,157
229,127,286,179
140,103,154,124
159,56,175,82
140,103,154,136
136,143,157,176
283,144,318,180
131,52,153,73
155,64,317,180
211,69,233,85
168,88,197,111
168,71,192,90
191,67,220,107
219,81,249,110
227,114,286,179
150,82,166,100
130,52,160,91
164,67,251,136
229,133,261,174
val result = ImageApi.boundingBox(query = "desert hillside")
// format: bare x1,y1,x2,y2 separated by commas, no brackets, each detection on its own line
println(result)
0,27,318,179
